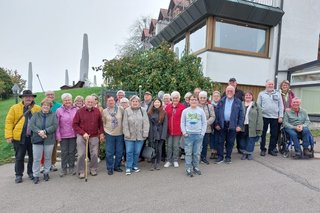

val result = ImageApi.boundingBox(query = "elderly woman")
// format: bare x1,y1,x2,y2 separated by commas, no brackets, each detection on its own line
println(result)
148,98,168,170
183,92,192,108
162,93,171,109
56,93,77,177
123,95,150,175
120,97,130,110
30,98,57,184
102,96,124,175
74,95,84,109
198,91,215,164
280,80,295,111
181,95,207,177
164,91,185,168
239,92,263,160
210,91,221,159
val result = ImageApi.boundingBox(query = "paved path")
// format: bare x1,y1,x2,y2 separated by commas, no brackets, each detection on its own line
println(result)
1,145,320,213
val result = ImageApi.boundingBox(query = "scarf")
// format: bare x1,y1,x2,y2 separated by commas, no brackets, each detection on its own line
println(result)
107,106,118,129
244,101,253,125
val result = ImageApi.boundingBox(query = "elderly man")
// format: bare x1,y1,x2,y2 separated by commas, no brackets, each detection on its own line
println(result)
257,80,284,156
73,96,104,178
5,90,41,183
284,98,312,158
215,86,244,164
141,91,152,112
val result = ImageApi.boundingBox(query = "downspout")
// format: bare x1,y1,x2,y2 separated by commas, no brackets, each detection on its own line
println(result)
274,0,284,88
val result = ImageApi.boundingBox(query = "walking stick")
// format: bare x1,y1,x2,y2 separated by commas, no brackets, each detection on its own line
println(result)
85,137,89,182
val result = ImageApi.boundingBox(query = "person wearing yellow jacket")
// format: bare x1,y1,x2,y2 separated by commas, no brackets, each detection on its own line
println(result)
5,90,41,183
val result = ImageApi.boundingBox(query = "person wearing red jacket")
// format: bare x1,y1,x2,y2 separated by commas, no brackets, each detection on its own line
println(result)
72,96,104,178
164,91,186,168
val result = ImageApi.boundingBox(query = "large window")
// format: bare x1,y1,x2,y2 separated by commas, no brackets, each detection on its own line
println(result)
174,37,186,59
189,23,206,53
214,18,268,56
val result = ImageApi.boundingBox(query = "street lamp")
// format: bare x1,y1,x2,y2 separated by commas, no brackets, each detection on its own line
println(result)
11,83,20,104
139,85,142,99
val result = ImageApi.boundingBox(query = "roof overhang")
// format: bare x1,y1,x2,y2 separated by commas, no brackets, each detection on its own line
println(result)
150,0,284,46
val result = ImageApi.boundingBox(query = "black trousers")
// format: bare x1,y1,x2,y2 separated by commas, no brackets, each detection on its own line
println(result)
151,140,164,164
261,117,279,151
13,137,33,177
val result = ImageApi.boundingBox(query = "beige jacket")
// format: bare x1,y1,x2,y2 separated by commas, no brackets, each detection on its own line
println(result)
102,106,124,136
123,107,150,141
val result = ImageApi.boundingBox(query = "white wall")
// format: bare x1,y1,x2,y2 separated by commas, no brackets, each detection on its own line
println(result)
278,0,320,70
198,51,275,86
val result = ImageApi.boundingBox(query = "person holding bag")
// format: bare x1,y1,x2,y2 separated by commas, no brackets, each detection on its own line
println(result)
30,98,58,184
147,98,168,171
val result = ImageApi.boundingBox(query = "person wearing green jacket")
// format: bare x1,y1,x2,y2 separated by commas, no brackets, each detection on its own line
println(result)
30,98,58,184
284,97,312,158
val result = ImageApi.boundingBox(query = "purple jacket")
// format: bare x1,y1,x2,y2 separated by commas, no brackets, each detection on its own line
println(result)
56,106,77,141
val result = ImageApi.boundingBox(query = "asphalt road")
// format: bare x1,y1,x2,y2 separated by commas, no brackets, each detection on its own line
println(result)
1,146,320,213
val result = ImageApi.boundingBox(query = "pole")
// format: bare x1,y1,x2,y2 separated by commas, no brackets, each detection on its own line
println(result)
85,138,89,182
36,74,45,92
139,85,142,99
15,91,18,104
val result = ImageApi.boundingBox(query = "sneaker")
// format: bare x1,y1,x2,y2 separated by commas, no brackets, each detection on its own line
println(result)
155,164,160,170
260,150,266,156
173,162,179,168
43,174,50,181
59,169,67,177
114,168,123,172
186,169,193,177
15,176,23,184
224,158,232,164
40,166,44,173
180,154,185,160
69,168,76,175
107,170,113,175
90,170,97,176
164,162,171,168
241,154,247,160
79,172,85,179
51,164,58,172
28,173,34,180
193,168,202,175
214,158,224,164
201,158,210,165
247,154,253,160
125,169,131,175
268,150,277,156
132,167,140,173
33,177,40,184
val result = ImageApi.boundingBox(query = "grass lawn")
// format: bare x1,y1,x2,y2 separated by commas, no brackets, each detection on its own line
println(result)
0,87,102,165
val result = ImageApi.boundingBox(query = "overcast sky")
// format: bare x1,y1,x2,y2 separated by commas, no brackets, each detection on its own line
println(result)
0,0,170,93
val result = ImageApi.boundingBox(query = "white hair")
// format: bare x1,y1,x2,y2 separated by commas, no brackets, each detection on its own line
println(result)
171,91,181,99
61,93,72,101
116,90,125,96
199,91,208,98
120,97,129,103
85,95,95,101
163,93,171,99
129,95,140,102
184,92,192,99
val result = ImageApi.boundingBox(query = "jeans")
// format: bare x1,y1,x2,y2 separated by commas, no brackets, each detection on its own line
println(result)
166,135,181,162
60,138,76,171
150,140,164,164
33,144,54,177
105,134,124,171
201,133,210,160
13,137,33,177
210,131,219,151
76,135,99,173
125,140,144,170
217,126,236,160
285,127,312,152
239,134,260,154
184,134,203,170
261,117,279,151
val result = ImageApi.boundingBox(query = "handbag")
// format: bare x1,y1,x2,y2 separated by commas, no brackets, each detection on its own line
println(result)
141,146,155,160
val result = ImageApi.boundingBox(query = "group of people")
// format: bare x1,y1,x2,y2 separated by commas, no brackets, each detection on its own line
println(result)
5,77,314,183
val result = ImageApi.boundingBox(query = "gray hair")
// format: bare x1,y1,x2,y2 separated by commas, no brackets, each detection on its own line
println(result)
116,90,125,96
163,93,171,99
184,92,192,99
85,95,95,102
212,91,221,96
61,93,72,101
171,91,181,99
199,91,208,98
120,97,129,103
129,95,140,102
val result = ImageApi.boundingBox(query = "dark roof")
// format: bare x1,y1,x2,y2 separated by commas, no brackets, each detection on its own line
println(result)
151,0,284,46
158,8,169,20
149,19,158,34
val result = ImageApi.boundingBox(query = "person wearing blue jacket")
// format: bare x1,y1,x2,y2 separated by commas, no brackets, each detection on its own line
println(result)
214,86,244,164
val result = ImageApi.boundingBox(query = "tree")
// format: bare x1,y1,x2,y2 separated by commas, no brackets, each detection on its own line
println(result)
7,69,26,92
0,68,13,99
117,16,151,57
100,43,217,97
